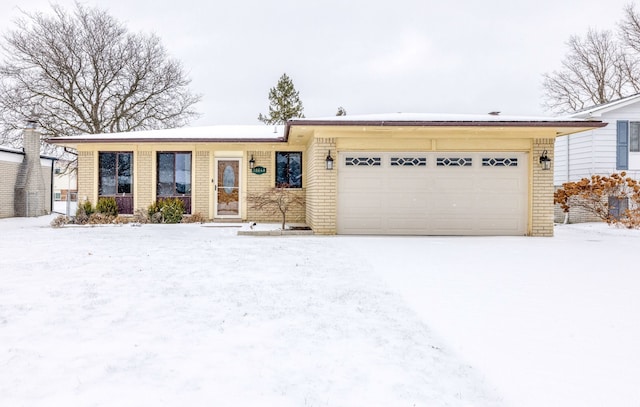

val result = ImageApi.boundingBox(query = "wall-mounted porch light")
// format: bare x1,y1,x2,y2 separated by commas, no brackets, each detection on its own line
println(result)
539,150,551,170
249,154,255,170
326,150,334,170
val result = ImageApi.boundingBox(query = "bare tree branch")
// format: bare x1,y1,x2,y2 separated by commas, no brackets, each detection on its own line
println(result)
542,29,636,114
0,2,201,148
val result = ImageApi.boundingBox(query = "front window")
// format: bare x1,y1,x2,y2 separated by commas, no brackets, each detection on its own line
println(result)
98,152,134,214
157,152,192,196
276,151,302,188
631,122,640,152
157,152,192,213
99,152,133,195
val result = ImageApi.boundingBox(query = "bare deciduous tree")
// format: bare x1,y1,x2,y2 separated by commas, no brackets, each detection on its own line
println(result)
0,3,201,147
542,29,637,113
248,186,305,230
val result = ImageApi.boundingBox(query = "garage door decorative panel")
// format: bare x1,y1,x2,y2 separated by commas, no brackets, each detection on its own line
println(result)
482,157,518,167
390,157,427,166
338,152,528,236
345,156,381,166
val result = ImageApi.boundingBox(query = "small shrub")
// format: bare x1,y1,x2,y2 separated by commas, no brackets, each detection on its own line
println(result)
132,208,149,224
96,197,118,216
148,198,186,224
181,212,207,223
160,198,185,224
88,212,115,224
50,215,70,228
148,201,162,221
75,201,93,225
114,215,132,224
77,200,94,216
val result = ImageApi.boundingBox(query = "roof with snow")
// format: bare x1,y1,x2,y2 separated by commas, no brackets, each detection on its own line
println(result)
570,93,640,118
46,113,605,145
47,125,286,144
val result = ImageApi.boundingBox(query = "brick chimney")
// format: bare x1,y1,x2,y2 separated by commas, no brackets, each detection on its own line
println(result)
14,120,47,217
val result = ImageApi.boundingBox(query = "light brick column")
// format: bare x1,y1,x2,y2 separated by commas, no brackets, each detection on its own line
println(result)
305,137,337,234
193,151,210,218
77,150,95,205
532,139,555,236
136,151,153,211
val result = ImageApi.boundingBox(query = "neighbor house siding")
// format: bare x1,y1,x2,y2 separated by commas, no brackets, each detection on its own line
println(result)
0,155,20,218
1,151,53,219
556,103,640,186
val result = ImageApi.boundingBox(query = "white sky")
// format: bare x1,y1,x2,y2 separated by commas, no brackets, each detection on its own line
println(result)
0,0,633,126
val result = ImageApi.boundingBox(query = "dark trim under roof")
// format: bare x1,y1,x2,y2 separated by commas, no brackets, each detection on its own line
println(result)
47,137,285,144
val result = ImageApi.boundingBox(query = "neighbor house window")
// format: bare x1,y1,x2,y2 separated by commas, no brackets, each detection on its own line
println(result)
99,152,133,214
631,122,640,152
157,152,192,213
276,151,302,188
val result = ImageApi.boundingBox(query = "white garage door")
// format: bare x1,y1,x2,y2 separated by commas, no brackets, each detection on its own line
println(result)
337,152,528,235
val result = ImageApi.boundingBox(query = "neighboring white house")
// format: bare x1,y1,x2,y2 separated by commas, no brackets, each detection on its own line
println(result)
53,158,78,215
554,93,640,222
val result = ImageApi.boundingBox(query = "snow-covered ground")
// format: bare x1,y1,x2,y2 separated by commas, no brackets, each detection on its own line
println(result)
1,216,639,406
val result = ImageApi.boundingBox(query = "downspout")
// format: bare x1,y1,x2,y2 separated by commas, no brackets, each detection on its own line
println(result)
564,135,570,224
64,148,78,217
50,160,54,214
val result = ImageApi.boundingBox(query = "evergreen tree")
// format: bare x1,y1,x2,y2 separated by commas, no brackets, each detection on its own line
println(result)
258,73,304,125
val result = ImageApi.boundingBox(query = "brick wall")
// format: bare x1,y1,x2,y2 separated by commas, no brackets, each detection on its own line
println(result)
305,137,337,234
532,139,555,236
0,160,19,218
77,151,95,205
193,151,210,217
136,151,153,212
245,150,305,224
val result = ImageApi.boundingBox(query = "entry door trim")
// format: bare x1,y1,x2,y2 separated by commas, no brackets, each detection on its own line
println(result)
214,158,242,219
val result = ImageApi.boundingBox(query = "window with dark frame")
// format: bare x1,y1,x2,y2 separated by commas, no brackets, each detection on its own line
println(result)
99,152,133,196
276,151,302,188
98,151,134,214
157,152,192,197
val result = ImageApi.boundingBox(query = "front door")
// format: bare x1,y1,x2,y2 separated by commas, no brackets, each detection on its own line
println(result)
215,158,241,218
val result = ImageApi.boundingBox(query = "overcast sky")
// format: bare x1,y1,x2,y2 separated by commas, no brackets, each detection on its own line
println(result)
0,0,634,126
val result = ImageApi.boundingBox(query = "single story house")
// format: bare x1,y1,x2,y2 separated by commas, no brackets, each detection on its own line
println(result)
554,93,640,222
48,113,604,236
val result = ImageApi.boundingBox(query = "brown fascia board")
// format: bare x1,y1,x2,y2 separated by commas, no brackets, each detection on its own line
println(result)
286,119,608,128
47,137,286,144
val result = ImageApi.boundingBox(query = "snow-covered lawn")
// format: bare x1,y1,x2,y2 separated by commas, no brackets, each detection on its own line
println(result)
1,216,639,406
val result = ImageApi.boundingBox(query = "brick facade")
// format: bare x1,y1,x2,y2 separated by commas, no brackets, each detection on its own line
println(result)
77,150,95,205
193,151,210,217
305,137,337,234
532,139,555,236
0,160,19,218
245,150,305,224
136,151,153,212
